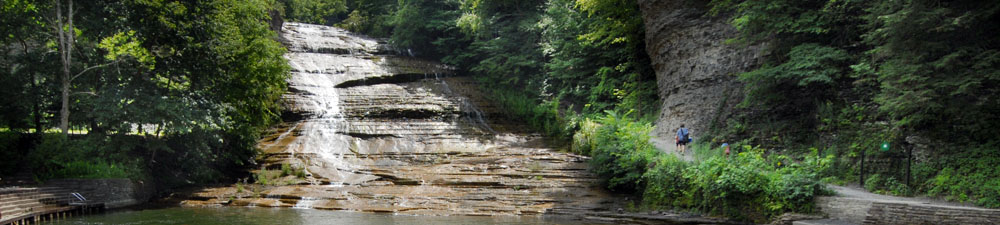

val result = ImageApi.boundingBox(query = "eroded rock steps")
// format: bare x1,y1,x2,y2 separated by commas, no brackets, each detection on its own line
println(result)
183,22,614,216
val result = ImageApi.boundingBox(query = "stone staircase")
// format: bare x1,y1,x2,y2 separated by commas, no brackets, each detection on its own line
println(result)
0,187,77,223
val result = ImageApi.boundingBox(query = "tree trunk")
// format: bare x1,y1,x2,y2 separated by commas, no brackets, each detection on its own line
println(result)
21,38,43,135
56,0,74,136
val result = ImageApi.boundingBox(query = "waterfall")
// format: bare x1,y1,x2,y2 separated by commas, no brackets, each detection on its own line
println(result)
278,23,379,185
189,22,611,217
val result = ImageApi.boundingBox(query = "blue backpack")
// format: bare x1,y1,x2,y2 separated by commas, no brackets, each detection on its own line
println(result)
679,128,690,142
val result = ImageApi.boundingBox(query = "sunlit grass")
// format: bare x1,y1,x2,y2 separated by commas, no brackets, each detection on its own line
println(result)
0,127,164,136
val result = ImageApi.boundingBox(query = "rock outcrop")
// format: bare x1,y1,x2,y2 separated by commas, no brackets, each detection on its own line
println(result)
637,0,764,142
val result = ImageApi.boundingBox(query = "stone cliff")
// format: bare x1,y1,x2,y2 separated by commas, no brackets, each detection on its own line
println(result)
637,0,764,143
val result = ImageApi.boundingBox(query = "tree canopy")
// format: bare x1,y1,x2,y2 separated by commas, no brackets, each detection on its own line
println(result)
0,0,289,185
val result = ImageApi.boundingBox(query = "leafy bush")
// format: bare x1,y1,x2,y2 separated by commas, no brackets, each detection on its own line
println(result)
574,111,657,192
27,135,145,180
641,145,832,223
922,143,1000,208
47,160,137,179
572,111,832,222
641,154,691,207
488,88,577,142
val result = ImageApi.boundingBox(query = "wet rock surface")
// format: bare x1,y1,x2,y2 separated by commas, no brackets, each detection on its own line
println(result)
183,23,619,218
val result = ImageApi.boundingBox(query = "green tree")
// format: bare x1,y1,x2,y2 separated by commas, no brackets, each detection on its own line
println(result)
0,0,49,132
280,0,348,25
0,0,289,184
862,0,1000,141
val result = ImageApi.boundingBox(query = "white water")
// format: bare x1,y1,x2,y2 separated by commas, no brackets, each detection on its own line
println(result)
294,197,322,209
275,23,496,186
282,23,382,184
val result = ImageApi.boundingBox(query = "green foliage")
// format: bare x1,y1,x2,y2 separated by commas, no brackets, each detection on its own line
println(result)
0,0,48,132
253,168,276,186
712,0,1000,209
572,111,833,222
538,0,657,115
343,0,660,121
335,0,396,36
862,1,1000,140
739,43,849,106
0,0,289,187
488,88,576,142
0,0,45,44
97,30,154,66
47,160,136,179
574,111,657,192
278,163,306,178
26,135,146,180
920,144,1000,208
642,146,833,223
389,0,462,58
254,164,305,186
281,163,294,177
280,0,348,25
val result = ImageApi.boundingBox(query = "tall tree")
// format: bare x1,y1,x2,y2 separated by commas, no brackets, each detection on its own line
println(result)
54,0,74,135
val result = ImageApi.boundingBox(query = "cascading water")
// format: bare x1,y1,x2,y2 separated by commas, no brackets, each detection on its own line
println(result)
278,23,388,185
435,77,496,134
187,22,615,217
294,197,322,209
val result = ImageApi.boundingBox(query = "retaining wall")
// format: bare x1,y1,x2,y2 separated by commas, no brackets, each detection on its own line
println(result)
862,201,1000,225
46,178,154,209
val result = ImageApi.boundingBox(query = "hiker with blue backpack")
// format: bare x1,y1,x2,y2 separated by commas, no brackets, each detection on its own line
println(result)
676,124,690,154
721,139,730,157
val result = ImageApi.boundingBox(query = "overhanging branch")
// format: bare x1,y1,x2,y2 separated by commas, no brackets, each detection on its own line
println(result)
70,60,118,81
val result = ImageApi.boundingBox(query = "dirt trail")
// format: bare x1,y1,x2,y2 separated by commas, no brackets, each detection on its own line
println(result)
650,136,695,162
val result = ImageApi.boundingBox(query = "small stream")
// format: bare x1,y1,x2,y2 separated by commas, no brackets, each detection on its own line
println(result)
47,207,599,225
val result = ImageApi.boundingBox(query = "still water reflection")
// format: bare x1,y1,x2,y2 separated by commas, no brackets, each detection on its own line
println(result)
50,207,604,225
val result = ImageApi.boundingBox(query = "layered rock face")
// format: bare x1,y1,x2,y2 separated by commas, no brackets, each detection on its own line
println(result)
183,23,612,216
637,0,764,142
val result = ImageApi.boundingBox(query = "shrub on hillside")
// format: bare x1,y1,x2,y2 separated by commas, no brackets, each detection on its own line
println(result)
923,143,1000,208
574,111,658,192
641,146,833,222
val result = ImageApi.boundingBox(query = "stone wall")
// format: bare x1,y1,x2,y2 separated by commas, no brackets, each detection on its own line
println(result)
48,179,154,209
814,197,872,225
863,202,1000,225
636,0,765,141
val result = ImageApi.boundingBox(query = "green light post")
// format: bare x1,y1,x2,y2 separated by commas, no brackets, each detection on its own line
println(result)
862,141,891,186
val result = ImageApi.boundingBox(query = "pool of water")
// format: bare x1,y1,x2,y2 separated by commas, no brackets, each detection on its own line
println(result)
49,207,605,225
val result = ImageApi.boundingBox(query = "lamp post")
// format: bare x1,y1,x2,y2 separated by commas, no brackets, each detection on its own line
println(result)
862,141,891,186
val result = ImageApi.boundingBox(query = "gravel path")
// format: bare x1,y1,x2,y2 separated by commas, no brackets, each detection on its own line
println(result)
650,136,695,162
827,184,984,209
